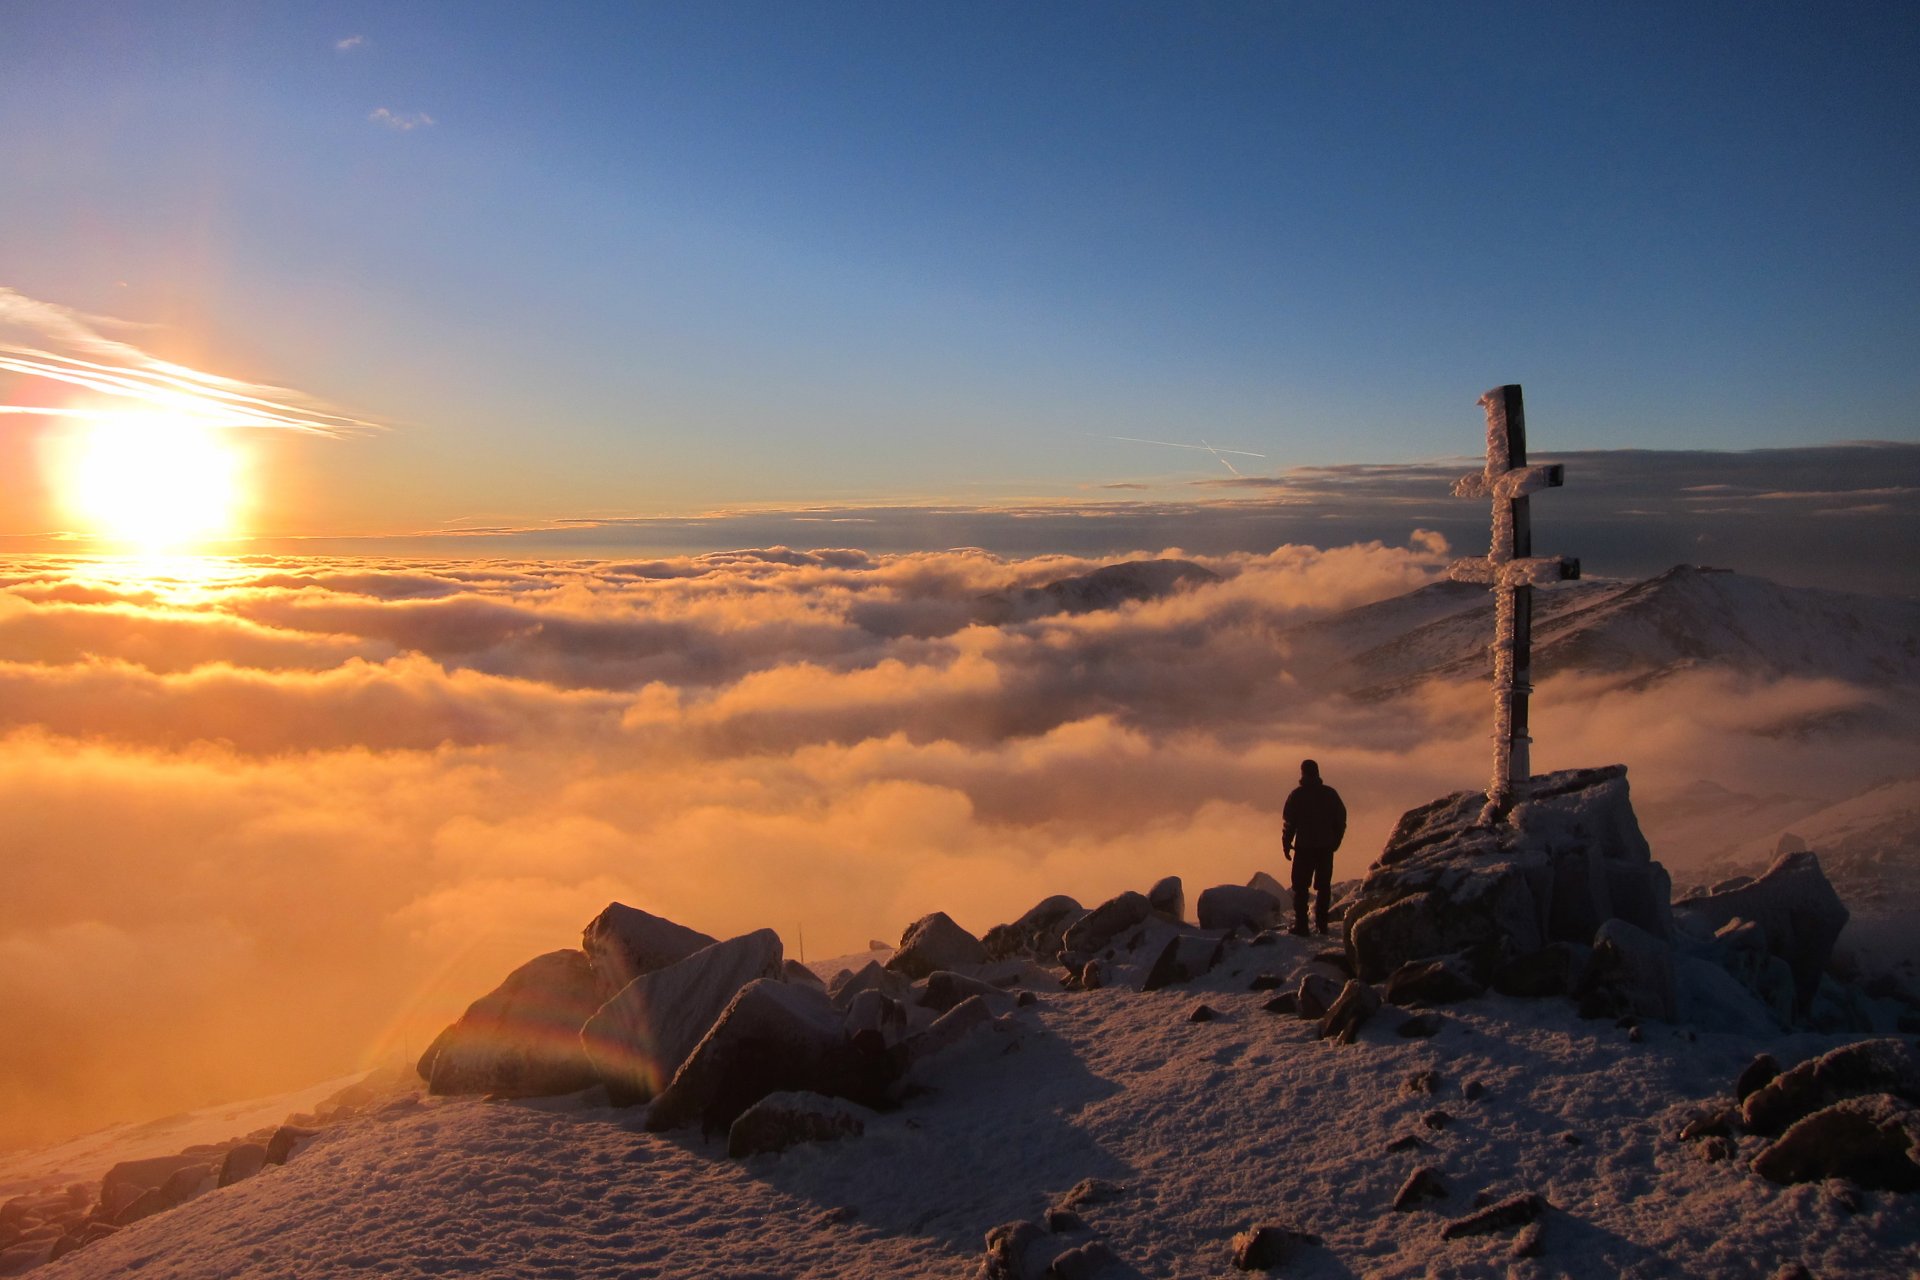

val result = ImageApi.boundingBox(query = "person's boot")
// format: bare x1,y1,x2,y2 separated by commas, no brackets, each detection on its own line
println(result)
1315,919,1329,936
1289,916,1309,937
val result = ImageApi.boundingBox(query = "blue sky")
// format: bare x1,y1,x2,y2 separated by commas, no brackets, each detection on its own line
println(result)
0,1,1916,538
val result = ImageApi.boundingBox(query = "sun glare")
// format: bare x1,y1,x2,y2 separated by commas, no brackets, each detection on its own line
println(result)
52,413,248,551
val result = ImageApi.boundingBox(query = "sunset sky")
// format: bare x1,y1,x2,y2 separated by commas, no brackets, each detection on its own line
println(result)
3,4,1920,1150
1,2,1915,578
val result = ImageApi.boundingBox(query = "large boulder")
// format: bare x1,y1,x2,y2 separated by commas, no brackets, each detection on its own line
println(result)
1196,885,1282,934
1672,851,1849,1015
580,929,784,1102
645,979,887,1133
580,903,717,996
1587,918,1678,1022
1742,1038,1920,1136
1148,876,1185,921
982,895,1084,961
416,950,603,1097
1750,1093,1920,1190
886,912,989,980
1141,934,1225,992
1345,766,1671,981
726,1091,871,1159
827,959,911,1008
1062,892,1151,959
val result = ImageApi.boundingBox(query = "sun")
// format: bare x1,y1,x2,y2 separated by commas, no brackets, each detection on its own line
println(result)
52,412,249,551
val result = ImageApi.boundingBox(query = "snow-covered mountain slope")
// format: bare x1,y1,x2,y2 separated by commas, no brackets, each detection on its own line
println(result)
14,937,1913,1279
973,560,1220,624
1326,566,1920,696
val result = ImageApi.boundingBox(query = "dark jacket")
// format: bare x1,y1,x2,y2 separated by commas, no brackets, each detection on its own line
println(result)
1282,779,1346,854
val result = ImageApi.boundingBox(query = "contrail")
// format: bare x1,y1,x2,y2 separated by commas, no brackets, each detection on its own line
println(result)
1098,433,1266,478
0,286,381,435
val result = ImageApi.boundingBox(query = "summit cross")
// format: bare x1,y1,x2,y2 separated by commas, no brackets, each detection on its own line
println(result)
1448,384,1580,823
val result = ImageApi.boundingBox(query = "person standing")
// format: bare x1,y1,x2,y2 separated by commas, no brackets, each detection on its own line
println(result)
1282,759,1346,936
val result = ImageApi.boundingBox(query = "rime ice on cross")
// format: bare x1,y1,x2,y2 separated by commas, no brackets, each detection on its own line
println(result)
1448,384,1580,824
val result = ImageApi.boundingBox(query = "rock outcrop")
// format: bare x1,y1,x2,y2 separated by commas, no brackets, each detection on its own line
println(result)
1673,851,1849,1015
1741,1038,1920,1136
580,903,718,996
887,912,989,979
645,978,880,1134
416,949,604,1097
1196,885,1282,934
1750,1093,1920,1190
1344,766,1671,983
726,1090,871,1159
580,929,784,1101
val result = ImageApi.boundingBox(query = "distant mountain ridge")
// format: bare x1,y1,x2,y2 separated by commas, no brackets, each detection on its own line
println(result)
1321,565,1920,696
972,558,1219,624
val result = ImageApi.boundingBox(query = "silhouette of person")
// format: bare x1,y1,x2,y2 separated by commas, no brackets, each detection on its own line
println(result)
1282,758,1346,936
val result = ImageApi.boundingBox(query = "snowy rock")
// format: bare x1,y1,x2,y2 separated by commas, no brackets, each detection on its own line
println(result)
1045,1208,1086,1233
983,895,1084,961
1511,1223,1545,1258
1230,1225,1322,1271
1750,1093,1920,1190
265,1124,319,1165
1048,1240,1122,1279
1393,1166,1448,1210
1261,993,1298,1016
979,1219,1050,1280
1439,1192,1544,1239
921,969,1010,1012
416,949,604,1097
1346,766,1671,982
1196,885,1282,934
1247,870,1289,904
1385,956,1484,1005
1674,952,1784,1036
1404,1069,1442,1096
828,959,911,1009
1318,979,1381,1044
580,929,784,1102
781,960,824,988
1062,892,1151,958
1295,972,1343,1020
1053,1178,1126,1210
1587,918,1678,1022
113,1188,168,1226
1141,933,1225,992
580,903,717,996
900,994,996,1073
645,978,873,1133
843,988,910,1043
725,1090,870,1159
157,1164,213,1208
1148,876,1185,921
100,1153,215,1209
1737,1053,1783,1102
1188,1004,1218,1023
1742,1038,1920,1136
217,1143,268,1187
1672,851,1848,1015
1078,959,1111,991
887,911,989,979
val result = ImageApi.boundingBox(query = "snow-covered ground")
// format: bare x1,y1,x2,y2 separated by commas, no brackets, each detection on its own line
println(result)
12,932,1914,1279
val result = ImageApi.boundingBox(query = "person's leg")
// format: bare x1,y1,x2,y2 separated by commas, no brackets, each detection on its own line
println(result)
1313,851,1333,933
1289,853,1312,934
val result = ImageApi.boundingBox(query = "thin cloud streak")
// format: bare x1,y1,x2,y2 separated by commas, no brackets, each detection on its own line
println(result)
0,286,383,434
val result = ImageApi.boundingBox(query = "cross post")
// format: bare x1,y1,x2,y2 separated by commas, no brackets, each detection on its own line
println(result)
1448,384,1580,823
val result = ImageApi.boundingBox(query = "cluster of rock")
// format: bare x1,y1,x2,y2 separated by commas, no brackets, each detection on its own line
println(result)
977,1177,1130,1280
416,902,1057,1151
1340,764,1863,1036
1677,1039,1920,1192
0,1074,403,1274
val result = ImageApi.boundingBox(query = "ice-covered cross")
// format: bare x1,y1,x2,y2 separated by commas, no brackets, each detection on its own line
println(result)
1448,384,1580,824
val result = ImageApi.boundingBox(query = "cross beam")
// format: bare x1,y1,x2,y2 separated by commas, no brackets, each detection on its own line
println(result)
1448,384,1579,823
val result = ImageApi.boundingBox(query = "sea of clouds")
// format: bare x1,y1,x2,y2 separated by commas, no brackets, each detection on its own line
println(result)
0,538,1903,1149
